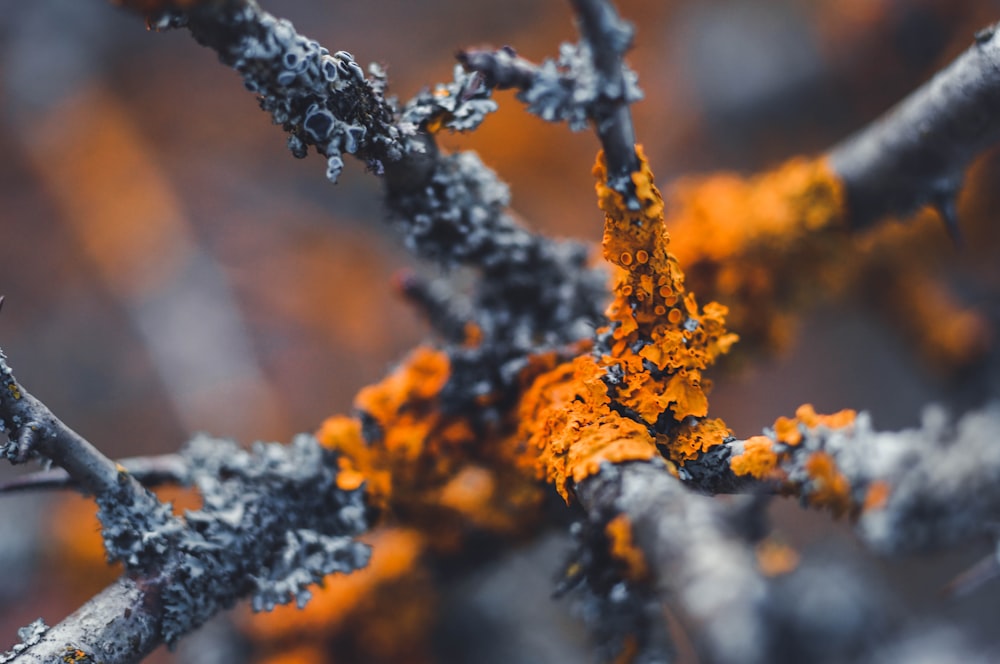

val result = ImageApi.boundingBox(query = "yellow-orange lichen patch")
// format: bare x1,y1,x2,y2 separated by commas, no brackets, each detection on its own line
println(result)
773,404,856,448
348,346,482,505
666,418,731,463
794,403,857,430
320,343,551,547
773,415,802,446
863,480,891,512
354,347,450,424
244,527,434,664
593,149,736,423
662,157,848,359
246,528,425,639
317,415,390,504
730,436,780,480
755,539,800,577
566,411,658,487
516,148,742,498
804,451,853,517
257,645,326,664
605,514,649,581
663,370,709,420
519,354,658,502
667,158,845,266
432,464,516,534
462,321,484,348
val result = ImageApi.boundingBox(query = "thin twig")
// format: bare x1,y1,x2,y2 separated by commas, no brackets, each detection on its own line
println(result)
0,454,189,495
568,0,640,195
459,0,642,201
0,349,156,505
4,435,371,663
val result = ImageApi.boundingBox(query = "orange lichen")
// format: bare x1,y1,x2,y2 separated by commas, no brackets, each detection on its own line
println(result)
863,480,892,512
755,539,800,577
794,403,857,430
520,355,658,501
666,418,731,463
667,158,846,266
773,415,803,446
662,150,993,374
258,646,326,664
317,415,390,504
354,347,450,423
519,147,742,499
345,347,472,507
605,514,649,581
245,528,434,664
804,451,853,517
907,278,993,368
61,649,93,664
772,404,856,448
729,436,781,480
320,345,546,541
664,157,848,359
462,321,483,348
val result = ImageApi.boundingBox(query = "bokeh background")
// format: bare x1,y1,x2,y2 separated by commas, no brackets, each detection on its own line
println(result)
2,0,1000,661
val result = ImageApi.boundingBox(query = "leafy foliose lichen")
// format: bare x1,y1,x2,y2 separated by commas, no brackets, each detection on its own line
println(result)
0,618,48,663
521,147,738,501
519,39,642,131
402,64,499,133
155,434,371,644
185,2,405,181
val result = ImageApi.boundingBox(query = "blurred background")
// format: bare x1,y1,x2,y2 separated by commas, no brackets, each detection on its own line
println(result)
2,0,1000,661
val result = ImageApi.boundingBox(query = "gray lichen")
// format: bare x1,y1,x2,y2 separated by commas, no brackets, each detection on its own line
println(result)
252,528,368,612
0,350,37,465
517,40,642,131
557,519,675,663
0,620,48,664
850,404,1000,553
383,143,609,425
402,64,499,133
154,433,370,643
184,1,404,181
96,469,185,571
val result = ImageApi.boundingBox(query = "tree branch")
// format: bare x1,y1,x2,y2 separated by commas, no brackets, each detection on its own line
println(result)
1,578,161,664
2,434,371,663
828,22,1000,230
698,403,1000,555
459,0,643,201
0,454,188,495
0,348,163,511
569,0,641,195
